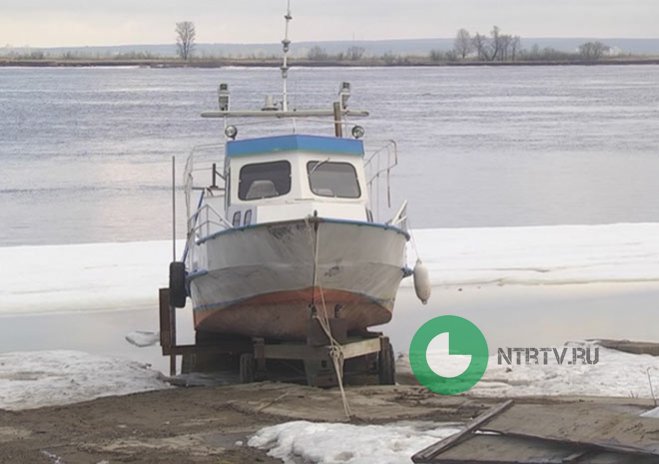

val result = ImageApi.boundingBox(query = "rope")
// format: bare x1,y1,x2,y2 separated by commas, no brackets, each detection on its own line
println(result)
304,215,353,420
406,218,422,262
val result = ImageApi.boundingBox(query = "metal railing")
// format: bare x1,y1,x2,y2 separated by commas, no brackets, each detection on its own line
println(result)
183,145,231,267
363,140,398,222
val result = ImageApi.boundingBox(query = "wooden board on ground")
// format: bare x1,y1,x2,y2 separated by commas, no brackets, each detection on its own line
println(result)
483,403,659,454
595,339,659,356
414,400,659,463
422,435,659,464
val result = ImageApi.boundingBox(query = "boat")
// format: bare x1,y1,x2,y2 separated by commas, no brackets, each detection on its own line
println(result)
168,3,430,343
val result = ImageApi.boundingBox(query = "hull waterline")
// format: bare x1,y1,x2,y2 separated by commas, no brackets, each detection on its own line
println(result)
189,218,408,340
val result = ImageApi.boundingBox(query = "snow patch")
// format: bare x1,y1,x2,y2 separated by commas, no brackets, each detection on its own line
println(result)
401,341,659,398
125,330,160,347
248,420,461,464
0,240,182,315
0,350,170,411
641,407,659,418
406,223,659,287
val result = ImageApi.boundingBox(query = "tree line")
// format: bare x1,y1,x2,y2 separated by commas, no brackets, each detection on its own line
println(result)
0,21,629,65
446,27,612,63
173,22,615,64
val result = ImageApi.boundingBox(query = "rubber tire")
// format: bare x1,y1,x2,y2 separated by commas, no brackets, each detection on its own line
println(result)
378,343,396,385
239,353,255,383
169,261,187,308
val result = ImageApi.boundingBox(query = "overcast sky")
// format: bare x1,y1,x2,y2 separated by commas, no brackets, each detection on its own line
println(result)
2,0,658,48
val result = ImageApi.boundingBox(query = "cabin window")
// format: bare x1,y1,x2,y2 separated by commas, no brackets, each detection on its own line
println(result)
232,211,241,227
238,161,291,200
307,161,361,199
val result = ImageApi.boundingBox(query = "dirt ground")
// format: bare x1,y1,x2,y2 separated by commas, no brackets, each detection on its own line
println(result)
0,382,654,464
0,382,494,464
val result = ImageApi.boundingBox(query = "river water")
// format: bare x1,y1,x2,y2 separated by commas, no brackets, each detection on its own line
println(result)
2,65,659,246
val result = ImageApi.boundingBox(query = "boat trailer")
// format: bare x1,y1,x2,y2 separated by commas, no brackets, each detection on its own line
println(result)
158,288,395,387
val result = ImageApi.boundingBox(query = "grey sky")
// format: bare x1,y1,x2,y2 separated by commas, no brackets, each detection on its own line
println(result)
2,0,658,47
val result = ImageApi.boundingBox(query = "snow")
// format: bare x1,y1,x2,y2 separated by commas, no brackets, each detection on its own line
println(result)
642,407,659,418
248,420,461,464
401,341,659,399
0,350,170,411
4,223,659,315
406,223,659,287
125,330,160,347
0,240,182,316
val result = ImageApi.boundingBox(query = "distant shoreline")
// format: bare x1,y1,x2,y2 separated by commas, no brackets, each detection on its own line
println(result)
2,57,659,68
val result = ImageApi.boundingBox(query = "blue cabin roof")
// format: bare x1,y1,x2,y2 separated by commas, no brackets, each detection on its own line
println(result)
226,134,364,158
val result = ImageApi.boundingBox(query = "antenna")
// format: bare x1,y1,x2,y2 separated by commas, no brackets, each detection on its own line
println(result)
281,0,292,111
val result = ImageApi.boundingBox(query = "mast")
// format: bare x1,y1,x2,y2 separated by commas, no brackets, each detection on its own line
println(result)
203,1,369,122
281,0,292,111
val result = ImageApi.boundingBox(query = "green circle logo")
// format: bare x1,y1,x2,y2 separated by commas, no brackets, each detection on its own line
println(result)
409,315,488,395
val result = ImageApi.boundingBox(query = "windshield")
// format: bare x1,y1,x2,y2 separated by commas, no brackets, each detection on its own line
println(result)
307,161,361,199
239,161,291,200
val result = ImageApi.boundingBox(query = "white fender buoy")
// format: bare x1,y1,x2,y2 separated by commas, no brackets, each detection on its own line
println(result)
413,259,431,305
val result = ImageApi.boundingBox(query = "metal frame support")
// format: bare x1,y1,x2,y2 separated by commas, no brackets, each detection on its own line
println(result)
159,288,392,386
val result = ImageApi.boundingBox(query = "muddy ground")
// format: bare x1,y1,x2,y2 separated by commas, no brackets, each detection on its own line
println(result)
1,381,654,464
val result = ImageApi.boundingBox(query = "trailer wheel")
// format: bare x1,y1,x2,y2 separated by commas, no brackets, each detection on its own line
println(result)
239,353,255,383
378,342,396,385
169,261,187,308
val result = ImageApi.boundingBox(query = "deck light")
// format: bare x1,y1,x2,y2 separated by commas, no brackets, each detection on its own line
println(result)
225,125,238,140
218,83,230,111
351,125,365,139
339,81,351,110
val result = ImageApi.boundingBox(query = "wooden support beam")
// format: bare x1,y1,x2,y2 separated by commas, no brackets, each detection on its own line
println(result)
159,288,173,353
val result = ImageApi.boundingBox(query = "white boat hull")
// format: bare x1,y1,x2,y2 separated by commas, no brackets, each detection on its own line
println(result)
189,218,408,340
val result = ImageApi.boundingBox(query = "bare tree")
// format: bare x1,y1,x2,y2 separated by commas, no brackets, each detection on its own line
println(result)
307,46,329,61
345,46,366,61
498,34,513,61
488,26,503,61
470,26,520,62
472,33,489,61
510,36,521,61
578,41,609,61
176,21,196,61
454,28,473,59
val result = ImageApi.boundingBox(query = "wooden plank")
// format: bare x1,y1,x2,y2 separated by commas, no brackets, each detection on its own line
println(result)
166,342,252,356
498,430,659,458
595,339,659,356
579,452,659,463
412,400,514,463
414,434,658,463
482,403,659,456
425,434,581,463
264,343,321,360
158,288,173,353
263,338,382,361
340,338,382,359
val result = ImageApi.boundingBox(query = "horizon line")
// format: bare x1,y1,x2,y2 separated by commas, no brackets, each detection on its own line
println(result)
6,36,659,50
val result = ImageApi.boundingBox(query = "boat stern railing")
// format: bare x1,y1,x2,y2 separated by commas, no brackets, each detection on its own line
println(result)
364,140,399,222
183,144,232,268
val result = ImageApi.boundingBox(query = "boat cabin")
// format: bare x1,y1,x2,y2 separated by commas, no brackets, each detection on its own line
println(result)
224,134,371,227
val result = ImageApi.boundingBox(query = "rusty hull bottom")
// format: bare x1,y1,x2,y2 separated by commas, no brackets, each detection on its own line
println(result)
193,287,393,341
